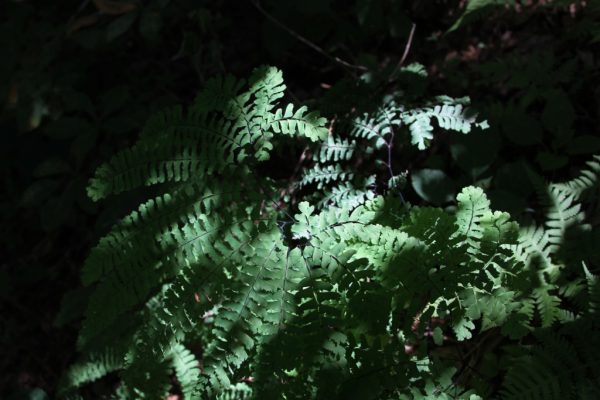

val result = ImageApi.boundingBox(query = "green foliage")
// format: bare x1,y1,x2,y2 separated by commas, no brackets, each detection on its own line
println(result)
299,87,488,208
4,1,600,398
60,65,600,399
87,66,327,201
448,0,515,33
500,272,600,400
59,348,123,396
350,96,487,151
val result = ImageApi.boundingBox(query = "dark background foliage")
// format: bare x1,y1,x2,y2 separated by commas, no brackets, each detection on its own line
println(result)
1,0,598,398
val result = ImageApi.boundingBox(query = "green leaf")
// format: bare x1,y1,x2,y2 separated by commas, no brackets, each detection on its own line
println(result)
450,128,500,178
411,168,455,205
432,326,444,346
298,201,315,216
448,0,509,32
453,318,475,341
501,312,530,340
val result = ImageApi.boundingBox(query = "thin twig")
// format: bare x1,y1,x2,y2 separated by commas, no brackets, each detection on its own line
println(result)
280,146,310,202
379,106,406,204
388,23,417,82
386,135,395,178
250,0,368,76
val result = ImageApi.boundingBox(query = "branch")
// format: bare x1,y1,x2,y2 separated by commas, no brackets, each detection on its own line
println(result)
388,23,417,82
250,0,368,75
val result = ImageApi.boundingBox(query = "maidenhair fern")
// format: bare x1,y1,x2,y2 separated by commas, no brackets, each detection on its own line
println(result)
500,268,600,400
298,87,488,209
62,66,599,399
349,96,487,150
86,66,327,201
316,135,356,163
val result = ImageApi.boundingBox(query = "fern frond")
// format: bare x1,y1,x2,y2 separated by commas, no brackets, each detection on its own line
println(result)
404,207,467,267
455,186,491,253
554,154,600,201
139,106,186,139
247,65,285,115
544,185,584,249
216,383,253,400
350,103,401,141
342,333,411,399
268,104,328,142
583,263,600,315
78,203,267,350
403,102,487,150
513,224,556,274
171,344,201,399
82,180,251,285
59,348,123,395
87,119,240,201
88,66,327,200
500,326,600,400
72,61,591,399
316,135,356,163
501,299,534,339
533,286,561,327
530,172,585,252
476,211,519,272
349,98,487,151
193,74,246,115
199,231,304,395
298,164,354,189
318,180,375,209
120,354,172,399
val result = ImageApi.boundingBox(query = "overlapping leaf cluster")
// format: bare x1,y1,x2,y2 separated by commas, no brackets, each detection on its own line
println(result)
62,67,600,400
